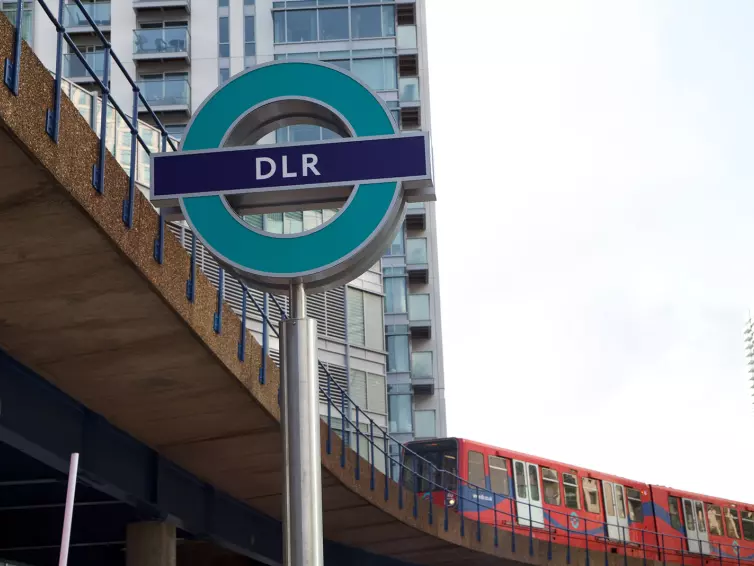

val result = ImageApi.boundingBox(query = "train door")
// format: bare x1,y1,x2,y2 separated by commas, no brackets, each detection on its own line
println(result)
682,499,710,554
513,460,544,528
602,481,629,542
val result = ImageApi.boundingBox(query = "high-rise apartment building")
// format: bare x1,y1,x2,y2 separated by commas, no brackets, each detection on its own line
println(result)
17,0,445,450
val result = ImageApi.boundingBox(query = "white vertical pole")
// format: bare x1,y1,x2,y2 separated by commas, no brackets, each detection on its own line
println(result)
58,452,80,566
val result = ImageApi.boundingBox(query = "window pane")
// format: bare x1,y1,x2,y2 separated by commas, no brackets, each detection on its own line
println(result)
742,512,754,542
582,478,600,514
366,373,386,414
414,410,435,438
352,58,384,91
514,461,526,499
347,288,365,346
489,456,509,496
563,473,580,510
387,335,409,372
290,124,320,142
604,484,615,517
264,212,282,233
543,468,560,506
683,500,697,531
219,16,229,42
351,6,382,38
386,223,404,255
303,209,323,230
381,5,395,36
695,502,706,533
627,488,643,522
384,277,406,314
319,7,348,40
725,508,741,539
274,11,285,42
615,485,626,519
411,351,432,377
287,9,316,42
284,211,303,234
363,292,383,350
409,294,430,320
388,394,412,433
708,505,724,536
350,369,367,408
407,238,427,264
468,451,485,488
245,15,255,41
668,497,682,531
528,465,540,502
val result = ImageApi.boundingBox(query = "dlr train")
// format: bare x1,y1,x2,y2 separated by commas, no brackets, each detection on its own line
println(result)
403,438,753,565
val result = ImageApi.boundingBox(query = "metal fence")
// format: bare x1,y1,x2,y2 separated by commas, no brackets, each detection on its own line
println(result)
3,3,754,565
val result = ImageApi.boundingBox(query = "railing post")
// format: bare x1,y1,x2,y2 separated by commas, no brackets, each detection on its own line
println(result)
717,542,723,566
510,497,516,553
398,457,404,510
623,526,628,566
213,269,224,334
604,523,609,566
47,0,66,141
326,372,331,454
354,409,360,481
566,517,571,565
661,534,666,566
339,390,346,468
92,46,111,194
259,293,268,384
412,456,418,519
443,482,449,532
369,420,375,491
585,520,591,566
383,436,389,502
3,0,23,95
237,285,247,361
122,86,139,228
476,485,481,542
427,464,433,526
493,492,498,547
736,543,741,566
547,513,552,561
528,499,534,556
641,528,646,566
460,481,464,537
153,134,168,264
186,232,196,302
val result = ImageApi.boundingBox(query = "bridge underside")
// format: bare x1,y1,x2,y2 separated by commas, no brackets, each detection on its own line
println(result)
0,15,651,566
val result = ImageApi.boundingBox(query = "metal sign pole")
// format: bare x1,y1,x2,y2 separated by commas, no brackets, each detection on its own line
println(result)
281,282,324,566
58,452,79,566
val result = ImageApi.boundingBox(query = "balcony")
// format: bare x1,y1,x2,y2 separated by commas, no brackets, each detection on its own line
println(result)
133,0,190,12
411,352,434,395
399,76,420,108
63,51,105,83
64,2,111,32
405,201,425,230
133,27,190,62
137,78,190,114
408,295,431,339
397,25,417,54
406,238,428,284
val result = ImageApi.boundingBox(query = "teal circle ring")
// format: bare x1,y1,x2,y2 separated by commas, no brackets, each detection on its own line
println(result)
179,61,402,293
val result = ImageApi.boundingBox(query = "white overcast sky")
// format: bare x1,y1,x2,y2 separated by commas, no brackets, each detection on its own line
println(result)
426,1,754,503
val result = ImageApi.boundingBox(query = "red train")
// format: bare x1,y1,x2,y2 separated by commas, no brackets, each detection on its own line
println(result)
403,438,754,564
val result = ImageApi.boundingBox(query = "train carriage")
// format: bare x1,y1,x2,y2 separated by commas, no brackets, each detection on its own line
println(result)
403,437,753,566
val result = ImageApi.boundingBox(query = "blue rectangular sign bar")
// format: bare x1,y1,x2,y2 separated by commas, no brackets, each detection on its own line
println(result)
150,132,431,204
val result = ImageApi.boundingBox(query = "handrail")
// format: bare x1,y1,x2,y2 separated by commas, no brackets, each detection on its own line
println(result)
4,4,754,564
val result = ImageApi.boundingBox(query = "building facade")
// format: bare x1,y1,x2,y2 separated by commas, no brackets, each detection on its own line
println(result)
18,0,445,448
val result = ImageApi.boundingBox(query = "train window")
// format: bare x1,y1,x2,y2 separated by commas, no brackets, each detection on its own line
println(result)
742,511,754,542
563,473,580,510
468,451,485,488
615,485,627,519
528,465,541,502
668,497,682,531
627,488,643,522
724,508,741,539
489,456,510,496
695,502,707,533
707,505,724,536
515,461,527,498
683,500,697,532
542,468,561,506
604,483,616,517
582,478,601,514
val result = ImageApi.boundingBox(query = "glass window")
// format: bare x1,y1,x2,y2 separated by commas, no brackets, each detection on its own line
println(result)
363,292,383,350
350,369,367,408
683,500,697,532
244,0,254,4
406,238,427,264
695,502,706,533
408,294,430,321
725,508,741,539
219,67,230,84
351,5,394,38
387,335,409,372
489,456,509,496
414,410,435,438
627,488,643,522
582,478,600,514
351,57,396,91
385,223,404,255
563,473,580,510
287,9,316,42
347,287,365,346
468,451,485,488
219,0,228,6
303,209,323,231
542,468,560,506
411,351,432,378
273,11,285,42
264,212,283,233
284,211,303,234
219,16,229,57
514,461,527,499
615,485,626,520
668,497,682,531
290,124,320,142
528,465,540,502
742,511,754,542
319,7,348,40
708,505,724,536
366,372,386,414
384,276,406,314
604,483,615,518
388,394,411,433
244,15,255,56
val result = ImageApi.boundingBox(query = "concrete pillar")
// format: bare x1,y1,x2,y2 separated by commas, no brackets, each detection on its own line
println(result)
127,522,176,566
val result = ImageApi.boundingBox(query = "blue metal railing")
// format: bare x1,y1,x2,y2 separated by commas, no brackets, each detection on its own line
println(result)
4,4,754,565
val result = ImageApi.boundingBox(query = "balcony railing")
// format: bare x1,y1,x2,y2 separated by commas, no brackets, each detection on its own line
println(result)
64,2,111,28
63,51,105,80
137,78,191,109
399,77,420,103
133,27,190,56
406,239,427,265
397,25,417,51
